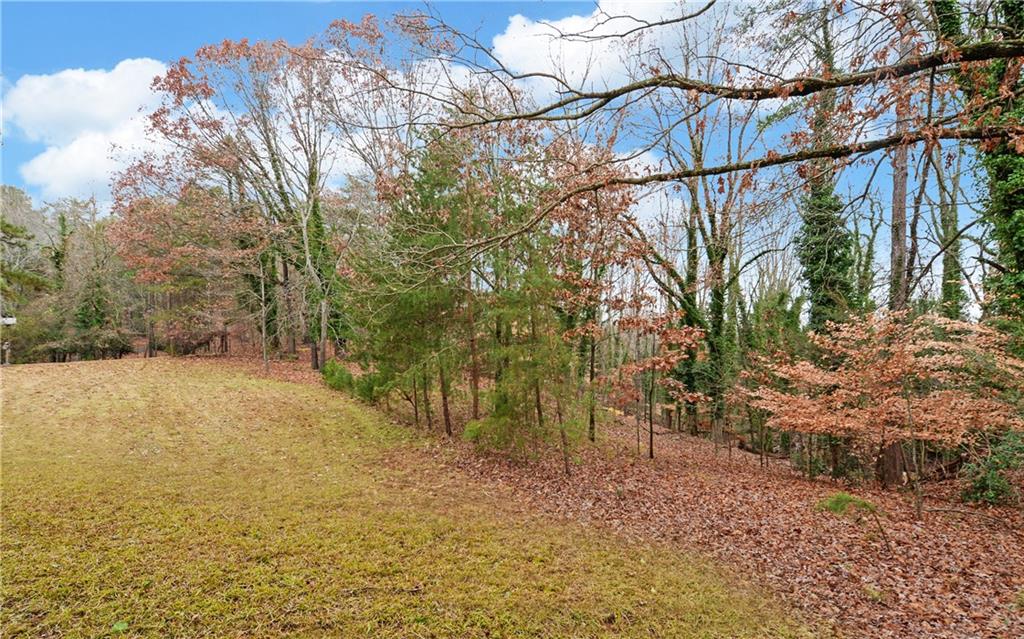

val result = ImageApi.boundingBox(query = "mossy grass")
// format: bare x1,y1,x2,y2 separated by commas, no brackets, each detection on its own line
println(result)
816,491,877,515
2,359,810,638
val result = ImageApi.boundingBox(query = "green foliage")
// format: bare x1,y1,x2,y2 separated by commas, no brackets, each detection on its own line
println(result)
352,371,389,403
933,0,964,41
792,448,829,478
322,359,355,392
321,359,390,403
981,138,1024,320
943,0,1024,341
814,491,893,554
0,218,50,302
792,6,857,332
756,100,802,132
73,277,111,331
742,290,805,356
46,212,71,286
2,302,59,363
342,131,473,413
2,197,144,362
342,127,582,452
34,327,135,361
961,431,1024,505
462,414,534,452
815,492,877,515
796,184,857,331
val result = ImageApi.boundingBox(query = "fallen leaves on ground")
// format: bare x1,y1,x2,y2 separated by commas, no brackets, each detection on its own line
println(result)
444,420,1024,639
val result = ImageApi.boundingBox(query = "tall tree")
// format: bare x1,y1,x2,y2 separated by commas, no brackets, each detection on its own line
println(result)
795,6,857,330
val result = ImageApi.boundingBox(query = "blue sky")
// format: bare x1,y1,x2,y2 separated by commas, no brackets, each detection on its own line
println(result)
1,1,593,202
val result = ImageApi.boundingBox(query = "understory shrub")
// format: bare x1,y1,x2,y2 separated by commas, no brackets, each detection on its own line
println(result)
961,431,1024,506
353,372,387,403
322,359,354,392
321,360,389,403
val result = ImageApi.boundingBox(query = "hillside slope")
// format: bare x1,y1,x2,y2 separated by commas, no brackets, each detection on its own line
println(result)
0,359,806,638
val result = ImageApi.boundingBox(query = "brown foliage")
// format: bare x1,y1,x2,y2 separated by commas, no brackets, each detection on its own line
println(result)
748,312,1024,448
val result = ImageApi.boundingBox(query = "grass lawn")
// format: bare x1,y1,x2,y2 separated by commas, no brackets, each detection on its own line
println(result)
1,359,808,638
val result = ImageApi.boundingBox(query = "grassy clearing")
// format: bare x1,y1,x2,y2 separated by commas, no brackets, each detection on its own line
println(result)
1,359,807,638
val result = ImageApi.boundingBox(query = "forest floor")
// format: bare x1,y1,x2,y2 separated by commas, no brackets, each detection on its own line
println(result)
447,425,1024,639
221,355,1024,638
1,358,808,638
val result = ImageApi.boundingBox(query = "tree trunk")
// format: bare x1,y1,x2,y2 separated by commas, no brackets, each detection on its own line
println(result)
708,250,727,445
260,265,270,373
648,370,655,460
878,442,907,489
412,376,420,427
494,318,504,384
588,331,597,442
528,310,547,441
938,146,966,318
467,273,480,420
889,9,911,312
644,333,656,458
283,260,296,355
439,364,453,437
422,371,434,431
878,6,912,487
145,292,156,357
889,149,908,310
556,397,571,476
319,297,328,367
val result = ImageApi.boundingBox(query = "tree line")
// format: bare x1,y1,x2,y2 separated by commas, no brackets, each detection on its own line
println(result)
2,0,1023,504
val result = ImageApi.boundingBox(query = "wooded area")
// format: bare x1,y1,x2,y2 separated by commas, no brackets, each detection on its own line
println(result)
2,1,1024,636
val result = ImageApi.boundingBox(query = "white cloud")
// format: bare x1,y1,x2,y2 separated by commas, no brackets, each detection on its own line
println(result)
491,2,699,100
3,58,164,145
489,1,826,111
19,117,152,201
3,58,166,202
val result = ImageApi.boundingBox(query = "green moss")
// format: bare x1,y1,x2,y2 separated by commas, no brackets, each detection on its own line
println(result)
1,360,810,638
815,492,876,515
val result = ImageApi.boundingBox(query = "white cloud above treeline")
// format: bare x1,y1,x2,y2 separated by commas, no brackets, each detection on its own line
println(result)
491,1,688,99
2,58,165,201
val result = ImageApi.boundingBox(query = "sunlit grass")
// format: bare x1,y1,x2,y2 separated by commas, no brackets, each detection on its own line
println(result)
1,359,808,638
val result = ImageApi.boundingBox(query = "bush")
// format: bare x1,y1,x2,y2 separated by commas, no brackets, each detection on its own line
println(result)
961,431,1024,506
91,327,134,357
321,361,389,404
353,372,387,403
322,359,354,392
30,326,135,361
